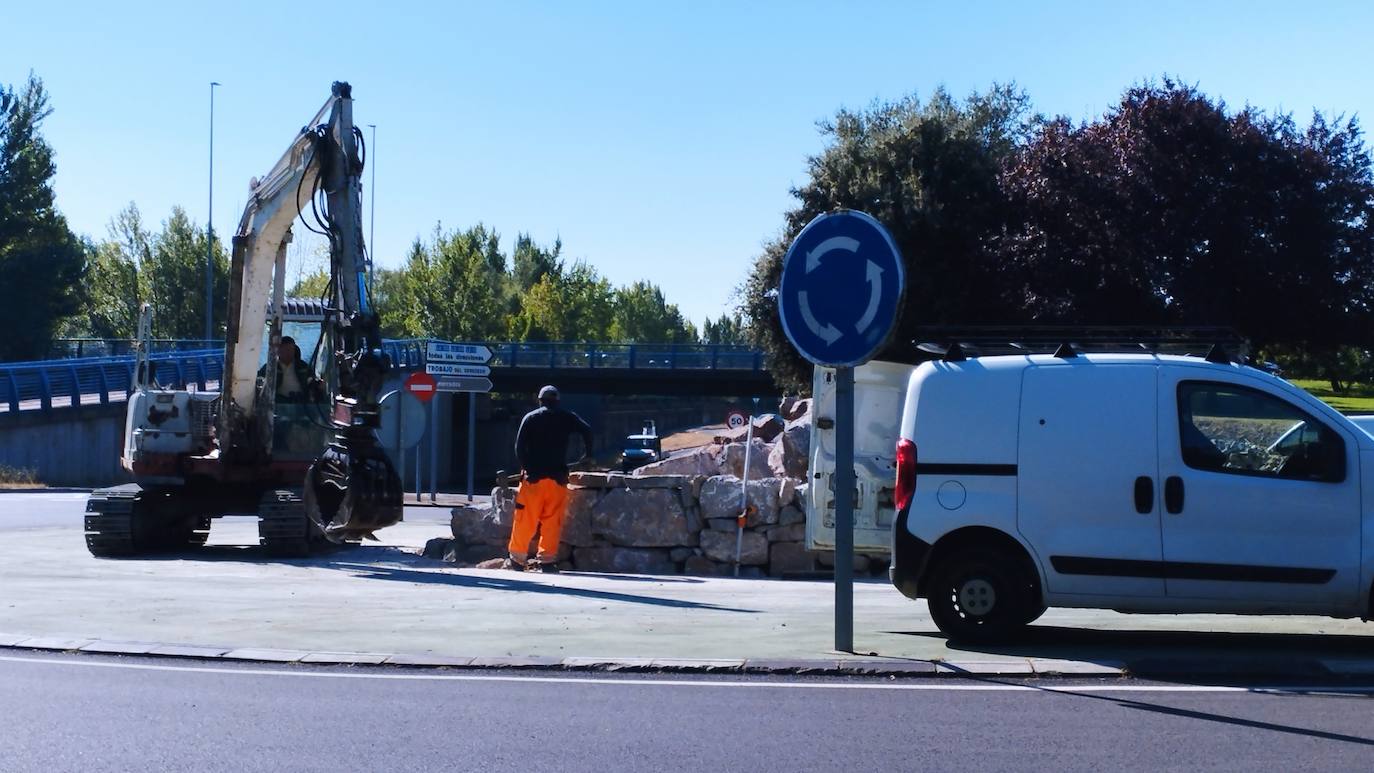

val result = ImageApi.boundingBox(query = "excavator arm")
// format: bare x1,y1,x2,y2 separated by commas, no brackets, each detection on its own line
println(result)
221,82,401,540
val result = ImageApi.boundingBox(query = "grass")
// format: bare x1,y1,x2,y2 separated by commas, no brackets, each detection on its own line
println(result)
0,465,43,489
1288,379,1374,414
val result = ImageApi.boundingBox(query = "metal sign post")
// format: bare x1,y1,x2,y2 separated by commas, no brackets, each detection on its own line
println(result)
777,210,905,654
833,367,856,650
467,393,477,502
424,341,496,505
430,396,438,503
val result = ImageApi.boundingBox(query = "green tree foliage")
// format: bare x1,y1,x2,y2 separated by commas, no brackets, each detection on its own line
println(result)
1001,80,1374,368
611,280,698,343
140,206,230,339
509,262,615,342
742,85,1038,388
390,225,508,341
66,203,148,339
701,313,749,345
0,73,87,359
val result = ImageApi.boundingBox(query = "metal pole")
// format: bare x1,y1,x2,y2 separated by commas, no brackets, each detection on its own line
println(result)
398,393,407,500
430,395,438,503
415,439,421,505
734,410,754,577
205,81,220,342
467,391,476,502
834,366,856,653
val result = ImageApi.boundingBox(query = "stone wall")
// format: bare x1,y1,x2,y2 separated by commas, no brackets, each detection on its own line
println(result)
430,399,890,578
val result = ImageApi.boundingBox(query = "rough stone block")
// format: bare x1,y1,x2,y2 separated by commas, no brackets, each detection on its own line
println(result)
700,529,768,565
622,474,691,490
572,546,675,574
669,547,696,563
451,504,511,546
590,488,696,547
561,488,597,547
683,555,729,576
633,447,724,477
768,541,815,576
767,423,810,481
699,475,781,526
723,439,776,480
778,504,806,526
422,537,454,560
765,524,806,543
706,518,737,532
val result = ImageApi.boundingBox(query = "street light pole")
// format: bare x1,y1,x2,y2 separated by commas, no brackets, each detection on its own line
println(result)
205,81,220,343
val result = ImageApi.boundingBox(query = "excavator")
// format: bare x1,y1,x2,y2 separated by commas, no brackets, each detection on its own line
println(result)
84,82,403,557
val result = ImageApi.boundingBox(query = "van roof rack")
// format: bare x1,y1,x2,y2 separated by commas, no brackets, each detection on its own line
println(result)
910,326,1249,363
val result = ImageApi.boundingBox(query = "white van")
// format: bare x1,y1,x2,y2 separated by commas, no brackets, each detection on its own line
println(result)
809,349,1374,642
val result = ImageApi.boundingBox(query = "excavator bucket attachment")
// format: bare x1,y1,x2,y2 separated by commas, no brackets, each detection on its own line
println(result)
304,438,403,542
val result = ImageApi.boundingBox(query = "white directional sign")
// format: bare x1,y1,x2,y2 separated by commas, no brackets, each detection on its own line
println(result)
435,376,493,393
425,362,492,377
427,341,493,364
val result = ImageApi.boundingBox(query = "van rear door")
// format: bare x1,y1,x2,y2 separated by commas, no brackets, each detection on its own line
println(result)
806,361,916,553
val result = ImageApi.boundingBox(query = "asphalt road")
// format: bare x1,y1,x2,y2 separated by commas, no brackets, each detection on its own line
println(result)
2,651,1373,772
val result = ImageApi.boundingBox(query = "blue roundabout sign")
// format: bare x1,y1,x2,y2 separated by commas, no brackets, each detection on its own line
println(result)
778,210,906,367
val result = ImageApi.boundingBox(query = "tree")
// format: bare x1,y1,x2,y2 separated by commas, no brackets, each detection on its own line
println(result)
511,233,563,291
701,313,749,345
508,262,615,342
389,225,509,341
0,73,87,359
75,203,148,339
1000,80,1374,374
140,206,229,339
741,85,1039,389
611,280,697,343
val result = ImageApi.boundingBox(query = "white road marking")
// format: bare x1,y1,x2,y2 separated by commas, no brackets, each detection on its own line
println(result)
1,654,1369,694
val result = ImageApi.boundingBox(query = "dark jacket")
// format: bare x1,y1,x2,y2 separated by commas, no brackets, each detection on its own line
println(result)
515,405,594,484
257,358,322,404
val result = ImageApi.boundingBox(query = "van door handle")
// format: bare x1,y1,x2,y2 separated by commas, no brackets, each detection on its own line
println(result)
1164,476,1185,514
1133,476,1153,513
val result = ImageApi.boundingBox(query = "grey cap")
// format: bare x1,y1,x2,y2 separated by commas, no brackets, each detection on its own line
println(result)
538,385,559,400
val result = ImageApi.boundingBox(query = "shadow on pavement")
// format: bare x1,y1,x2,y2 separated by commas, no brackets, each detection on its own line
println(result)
134,544,758,614
1019,679,1374,747
324,561,760,614
889,624,1374,664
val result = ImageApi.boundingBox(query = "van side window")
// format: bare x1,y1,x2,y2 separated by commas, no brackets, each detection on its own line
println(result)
1177,382,1345,483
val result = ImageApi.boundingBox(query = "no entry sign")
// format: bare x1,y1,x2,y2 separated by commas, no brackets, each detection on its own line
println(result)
403,371,437,403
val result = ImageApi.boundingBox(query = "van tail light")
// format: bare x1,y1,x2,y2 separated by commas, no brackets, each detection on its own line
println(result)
894,438,918,512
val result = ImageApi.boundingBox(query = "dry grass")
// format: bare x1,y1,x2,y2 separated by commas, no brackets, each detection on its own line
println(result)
661,424,725,453
0,465,43,489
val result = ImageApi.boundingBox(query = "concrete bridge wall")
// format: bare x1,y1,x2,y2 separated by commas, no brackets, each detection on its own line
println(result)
0,404,130,487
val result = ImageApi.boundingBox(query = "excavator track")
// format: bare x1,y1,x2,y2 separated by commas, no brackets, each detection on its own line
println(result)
84,486,211,557
259,489,327,558
84,486,140,557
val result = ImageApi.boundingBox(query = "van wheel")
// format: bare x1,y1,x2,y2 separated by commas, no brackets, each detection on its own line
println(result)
927,547,1034,643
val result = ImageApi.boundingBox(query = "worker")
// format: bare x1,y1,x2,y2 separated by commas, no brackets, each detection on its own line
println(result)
261,336,322,404
504,385,594,573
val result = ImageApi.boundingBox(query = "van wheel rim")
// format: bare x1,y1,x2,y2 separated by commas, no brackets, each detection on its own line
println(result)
957,578,996,617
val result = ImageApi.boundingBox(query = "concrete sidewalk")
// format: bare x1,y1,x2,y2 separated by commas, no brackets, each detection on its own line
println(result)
2,516,1374,677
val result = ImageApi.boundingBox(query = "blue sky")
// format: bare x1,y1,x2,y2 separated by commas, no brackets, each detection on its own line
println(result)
5,1,1373,329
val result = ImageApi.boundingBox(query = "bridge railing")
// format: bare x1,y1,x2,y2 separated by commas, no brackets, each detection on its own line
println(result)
481,342,763,371
2,340,765,413
0,349,223,413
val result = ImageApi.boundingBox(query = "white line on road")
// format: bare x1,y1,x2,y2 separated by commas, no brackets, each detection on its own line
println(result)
1,655,1370,694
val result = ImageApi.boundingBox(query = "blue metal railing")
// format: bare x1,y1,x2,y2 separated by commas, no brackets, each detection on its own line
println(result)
2,340,764,413
0,349,223,413
390,341,764,372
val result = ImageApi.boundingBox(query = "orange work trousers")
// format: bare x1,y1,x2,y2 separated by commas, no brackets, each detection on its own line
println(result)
507,477,570,562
